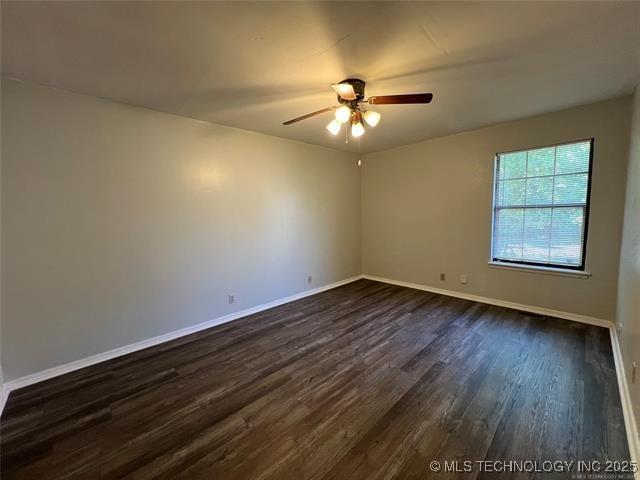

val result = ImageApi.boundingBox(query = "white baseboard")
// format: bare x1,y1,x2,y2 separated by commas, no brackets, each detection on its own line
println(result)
363,274,612,328
610,327,640,470
2,275,364,398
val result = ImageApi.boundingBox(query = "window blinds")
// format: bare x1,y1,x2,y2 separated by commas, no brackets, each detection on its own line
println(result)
491,140,592,269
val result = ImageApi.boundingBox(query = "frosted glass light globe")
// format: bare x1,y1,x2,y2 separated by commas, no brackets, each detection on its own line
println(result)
326,119,341,136
335,106,351,123
351,121,365,138
363,110,381,127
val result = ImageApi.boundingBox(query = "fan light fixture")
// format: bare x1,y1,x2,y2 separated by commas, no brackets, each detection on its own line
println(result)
328,108,378,138
326,119,341,136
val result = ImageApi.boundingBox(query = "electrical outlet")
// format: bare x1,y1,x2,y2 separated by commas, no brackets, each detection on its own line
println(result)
308,275,313,284
460,274,468,285
633,362,637,384
228,294,236,304
440,273,446,281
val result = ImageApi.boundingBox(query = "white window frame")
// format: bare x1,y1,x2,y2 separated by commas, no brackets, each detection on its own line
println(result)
488,138,594,276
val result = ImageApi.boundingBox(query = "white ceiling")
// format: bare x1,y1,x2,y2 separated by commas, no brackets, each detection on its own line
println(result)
2,1,639,153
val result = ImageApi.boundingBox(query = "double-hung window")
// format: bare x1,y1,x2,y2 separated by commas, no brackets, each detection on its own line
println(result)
491,139,593,271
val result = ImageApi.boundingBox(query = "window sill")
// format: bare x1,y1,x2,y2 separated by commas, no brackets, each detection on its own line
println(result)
488,261,592,279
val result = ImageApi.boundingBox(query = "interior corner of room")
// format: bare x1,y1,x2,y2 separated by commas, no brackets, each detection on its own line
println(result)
1,1,639,478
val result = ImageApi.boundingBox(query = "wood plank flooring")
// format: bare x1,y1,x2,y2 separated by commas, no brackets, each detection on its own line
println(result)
0,279,629,479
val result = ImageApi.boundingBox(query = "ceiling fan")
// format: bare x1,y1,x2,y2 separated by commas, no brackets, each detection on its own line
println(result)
283,78,433,139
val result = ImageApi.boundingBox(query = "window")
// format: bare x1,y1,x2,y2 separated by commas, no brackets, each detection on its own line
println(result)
491,139,593,271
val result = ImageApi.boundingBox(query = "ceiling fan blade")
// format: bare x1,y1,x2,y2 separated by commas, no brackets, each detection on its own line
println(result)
282,106,336,125
367,93,433,105
331,83,357,101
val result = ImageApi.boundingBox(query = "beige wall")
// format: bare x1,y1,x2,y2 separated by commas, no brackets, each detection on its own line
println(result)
1,78,361,381
618,87,640,428
362,97,631,321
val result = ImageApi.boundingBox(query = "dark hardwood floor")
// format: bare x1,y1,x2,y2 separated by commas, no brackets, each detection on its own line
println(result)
0,279,629,479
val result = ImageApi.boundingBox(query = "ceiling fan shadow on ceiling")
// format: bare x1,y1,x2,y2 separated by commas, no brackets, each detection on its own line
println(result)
283,78,433,140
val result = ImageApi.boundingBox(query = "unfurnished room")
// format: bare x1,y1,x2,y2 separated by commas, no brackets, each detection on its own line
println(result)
1,1,640,479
